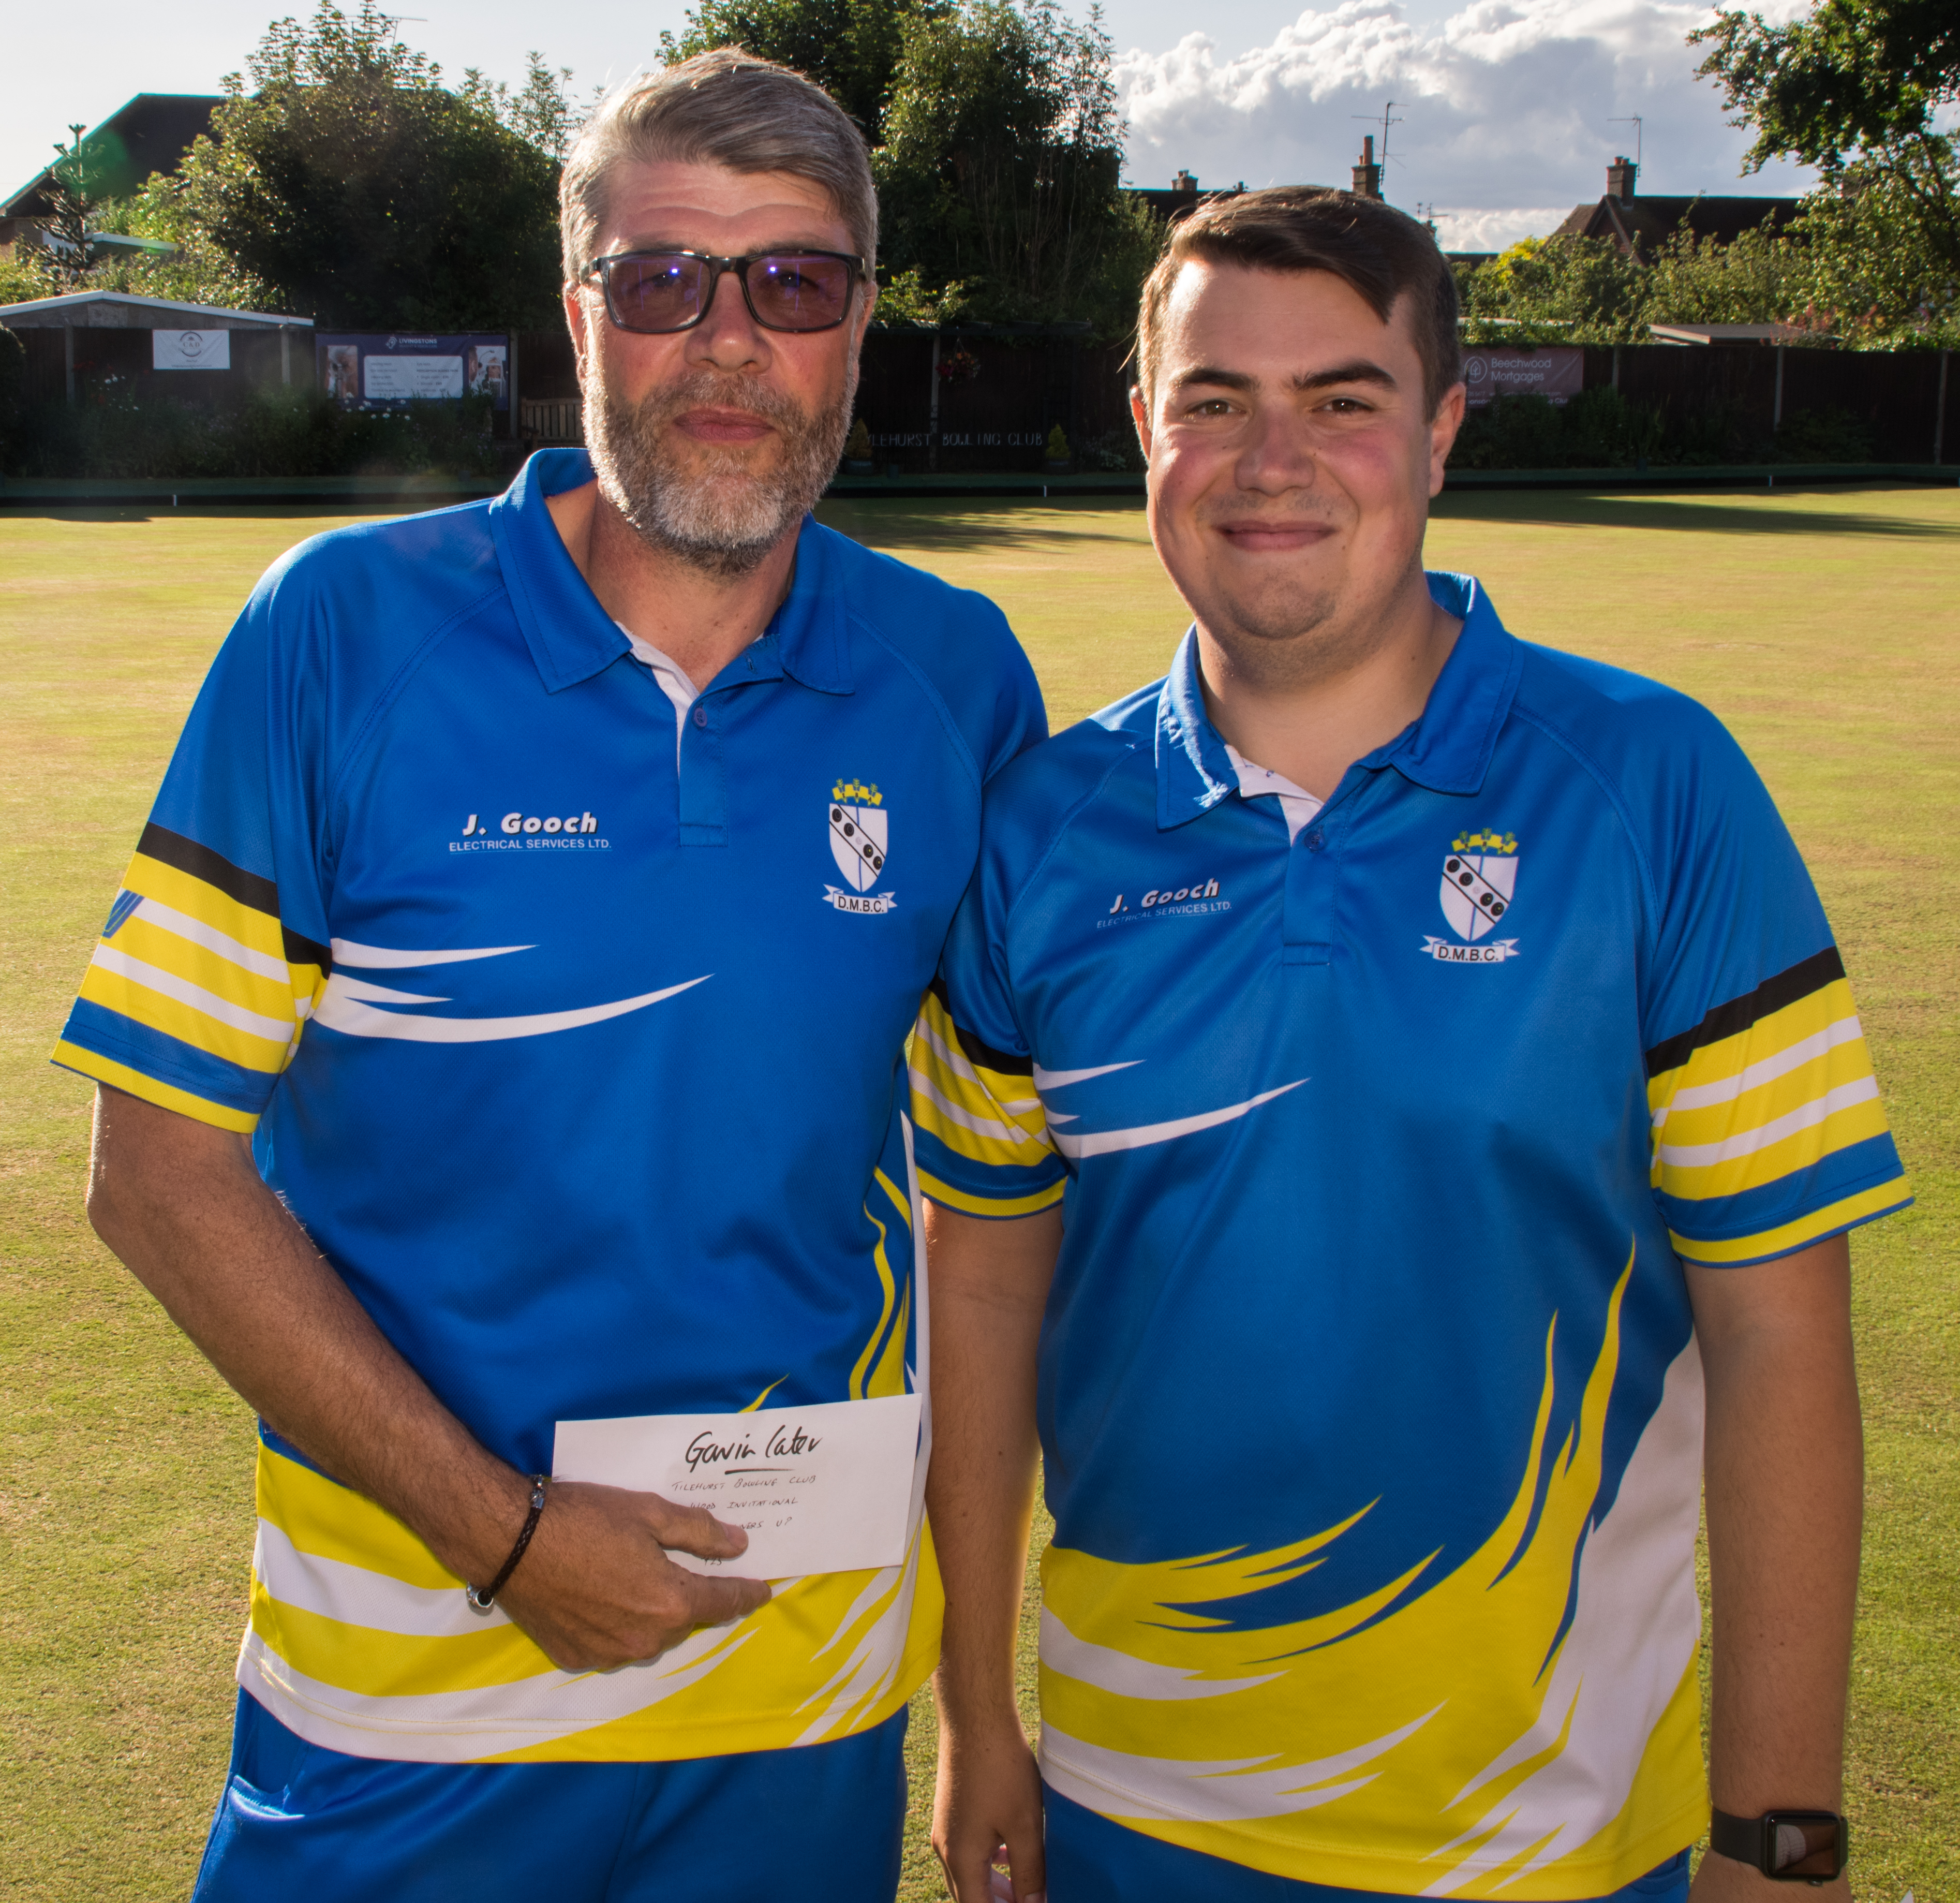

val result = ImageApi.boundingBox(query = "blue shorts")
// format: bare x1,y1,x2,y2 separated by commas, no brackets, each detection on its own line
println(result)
192,1689,908,1902
1045,1787,1692,1903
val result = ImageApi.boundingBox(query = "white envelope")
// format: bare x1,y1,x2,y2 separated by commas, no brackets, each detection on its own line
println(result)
552,1393,924,1581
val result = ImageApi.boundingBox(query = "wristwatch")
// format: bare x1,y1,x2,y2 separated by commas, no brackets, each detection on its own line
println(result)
1709,1809,1848,1883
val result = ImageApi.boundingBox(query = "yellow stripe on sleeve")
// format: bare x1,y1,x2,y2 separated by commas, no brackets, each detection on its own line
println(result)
77,947,297,1073
917,1167,1066,1219
1647,978,1859,1116
1670,1177,1913,1266
909,991,1052,1171
126,851,288,962
1649,976,1889,1204
50,1040,261,1133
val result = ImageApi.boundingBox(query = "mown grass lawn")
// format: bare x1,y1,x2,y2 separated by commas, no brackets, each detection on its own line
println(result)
1,485,1952,1901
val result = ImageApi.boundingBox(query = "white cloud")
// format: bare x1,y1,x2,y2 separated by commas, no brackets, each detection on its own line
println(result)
1114,0,1819,247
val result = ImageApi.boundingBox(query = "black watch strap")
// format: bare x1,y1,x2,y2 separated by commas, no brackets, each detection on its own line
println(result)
1710,1808,1848,1883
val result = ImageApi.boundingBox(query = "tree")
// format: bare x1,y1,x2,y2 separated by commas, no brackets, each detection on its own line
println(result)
1459,225,1823,341
1785,154,1960,340
31,126,99,291
1694,0,1960,334
665,0,1159,332
130,1,570,328
875,1,1147,327
660,0,941,144
1692,0,1960,167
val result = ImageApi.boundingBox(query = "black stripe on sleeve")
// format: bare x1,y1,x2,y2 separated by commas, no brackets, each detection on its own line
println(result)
138,822,281,916
928,975,1034,1078
136,822,332,975
283,925,333,974
1644,946,1846,1080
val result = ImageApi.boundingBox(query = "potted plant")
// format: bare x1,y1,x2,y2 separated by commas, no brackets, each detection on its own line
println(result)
1044,423,1072,473
842,418,875,475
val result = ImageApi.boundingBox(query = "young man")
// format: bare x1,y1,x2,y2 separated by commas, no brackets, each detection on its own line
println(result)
54,51,1045,1901
915,190,1907,1903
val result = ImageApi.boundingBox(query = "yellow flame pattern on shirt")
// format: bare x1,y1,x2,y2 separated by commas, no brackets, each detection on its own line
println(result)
1038,1253,1709,1896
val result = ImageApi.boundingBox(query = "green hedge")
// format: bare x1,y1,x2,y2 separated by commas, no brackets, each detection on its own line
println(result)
1448,389,1877,470
3,385,500,480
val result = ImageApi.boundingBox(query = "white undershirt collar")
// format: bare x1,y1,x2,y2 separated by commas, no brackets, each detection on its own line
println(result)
1224,743,1325,844
617,624,699,770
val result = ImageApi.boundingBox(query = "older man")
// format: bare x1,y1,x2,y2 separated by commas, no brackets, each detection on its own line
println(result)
916,189,1905,1903
55,50,1043,1902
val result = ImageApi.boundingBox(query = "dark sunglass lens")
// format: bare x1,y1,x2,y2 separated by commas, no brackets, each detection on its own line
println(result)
748,255,853,330
610,255,707,332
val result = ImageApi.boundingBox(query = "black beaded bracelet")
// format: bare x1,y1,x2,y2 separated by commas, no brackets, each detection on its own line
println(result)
465,1474,551,1611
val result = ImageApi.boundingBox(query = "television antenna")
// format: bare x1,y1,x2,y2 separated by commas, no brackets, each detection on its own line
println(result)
1352,101,1406,180
1608,115,1643,167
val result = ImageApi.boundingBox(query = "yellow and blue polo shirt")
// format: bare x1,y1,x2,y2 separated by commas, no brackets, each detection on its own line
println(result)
54,448,1046,1764
911,573,1906,1897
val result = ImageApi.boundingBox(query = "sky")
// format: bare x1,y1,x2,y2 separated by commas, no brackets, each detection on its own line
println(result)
3,0,1819,252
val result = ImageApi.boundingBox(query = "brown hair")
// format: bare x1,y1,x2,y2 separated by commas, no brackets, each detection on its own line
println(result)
559,49,878,290
1135,187,1462,417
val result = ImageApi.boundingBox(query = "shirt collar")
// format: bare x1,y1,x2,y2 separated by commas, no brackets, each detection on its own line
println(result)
489,448,852,697
1152,570,1522,831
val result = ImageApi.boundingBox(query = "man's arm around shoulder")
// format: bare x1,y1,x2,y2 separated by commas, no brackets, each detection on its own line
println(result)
87,1086,768,1667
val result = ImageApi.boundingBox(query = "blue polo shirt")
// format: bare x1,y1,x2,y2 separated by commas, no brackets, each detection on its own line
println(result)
911,574,1906,1897
54,448,1046,1765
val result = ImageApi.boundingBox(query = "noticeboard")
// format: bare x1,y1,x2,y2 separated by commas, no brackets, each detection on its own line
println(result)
1461,346,1584,408
317,332,510,409
153,329,232,371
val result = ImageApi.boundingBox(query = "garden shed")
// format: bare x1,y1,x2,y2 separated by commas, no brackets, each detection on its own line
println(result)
0,290,312,405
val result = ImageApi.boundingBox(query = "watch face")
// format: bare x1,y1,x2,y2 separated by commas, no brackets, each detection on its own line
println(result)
1767,1813,1847,1880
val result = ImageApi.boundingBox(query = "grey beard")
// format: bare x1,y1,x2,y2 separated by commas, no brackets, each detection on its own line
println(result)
586,365,855,579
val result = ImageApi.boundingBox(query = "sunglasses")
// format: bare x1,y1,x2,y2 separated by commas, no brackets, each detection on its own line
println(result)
585,249,867,335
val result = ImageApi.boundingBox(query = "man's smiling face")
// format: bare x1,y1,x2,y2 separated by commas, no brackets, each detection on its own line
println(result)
566,158,873,576
1133,260,1464,675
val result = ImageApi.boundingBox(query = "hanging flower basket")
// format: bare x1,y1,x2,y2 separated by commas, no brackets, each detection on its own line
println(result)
939,348,981,382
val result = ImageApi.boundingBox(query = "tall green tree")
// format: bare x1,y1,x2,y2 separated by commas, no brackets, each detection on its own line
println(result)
665,0,1159,331
660,0,941,143
29,126,101,292
1692,0,1960,165
876,0,1147,327
135,1,570,327
1694,0,1960,332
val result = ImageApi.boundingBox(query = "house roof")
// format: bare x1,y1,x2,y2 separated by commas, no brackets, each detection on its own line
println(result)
1649,322,1817,345
0,290,310,329
1126,179,1262,224
4,94,224,218
1554,193,1799,254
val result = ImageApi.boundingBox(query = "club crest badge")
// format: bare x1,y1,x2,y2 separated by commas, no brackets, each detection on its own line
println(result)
824,779,897,915
1422,830,1521,963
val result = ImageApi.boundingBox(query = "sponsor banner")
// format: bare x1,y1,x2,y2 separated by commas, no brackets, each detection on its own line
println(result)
152,329,230,371
316,332,510,409
1462,347,1583,408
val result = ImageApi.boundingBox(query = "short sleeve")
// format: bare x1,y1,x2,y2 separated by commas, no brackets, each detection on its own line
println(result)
1641,718,1909,1267
978,634,1047,786
51,587,331,1133
909,843,1066,1218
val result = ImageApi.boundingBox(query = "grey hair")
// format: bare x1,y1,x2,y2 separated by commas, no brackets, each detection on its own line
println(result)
559,49,879,289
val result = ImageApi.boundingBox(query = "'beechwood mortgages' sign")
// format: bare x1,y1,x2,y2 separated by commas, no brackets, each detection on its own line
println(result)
1461,347,1583,407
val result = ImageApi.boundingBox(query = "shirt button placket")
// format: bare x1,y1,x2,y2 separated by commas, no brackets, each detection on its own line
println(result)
1283,821,1334,967
678,695,727,849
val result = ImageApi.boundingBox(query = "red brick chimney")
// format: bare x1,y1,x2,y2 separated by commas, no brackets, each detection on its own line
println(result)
1352,135,1382,199
1607,155,1638,202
